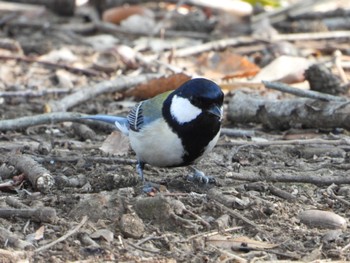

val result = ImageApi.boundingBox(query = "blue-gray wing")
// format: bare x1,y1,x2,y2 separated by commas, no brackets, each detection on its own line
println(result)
127,102,144,132
127,97,164,132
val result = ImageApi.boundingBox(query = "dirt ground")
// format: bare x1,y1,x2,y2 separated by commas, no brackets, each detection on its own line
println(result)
0,2,350,263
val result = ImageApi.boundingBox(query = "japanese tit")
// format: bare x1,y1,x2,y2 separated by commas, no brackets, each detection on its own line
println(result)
84,78,224,182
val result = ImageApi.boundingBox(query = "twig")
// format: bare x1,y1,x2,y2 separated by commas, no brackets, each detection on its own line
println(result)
224,138,350,147
208,245,247,263
95,21,209,39
35,215,88,253
125,240,160,253
341,241,350,252
0,207,57,223
327,184,350,207
71,123,96,140
0,88,72,98
212,200,261,230
7,154,55,193
46,73,162,112
333,50,348,83
34,155,137,166
220,128,255,138
225,171,350,186
0,112,83,131
183,207,211,229
263,81,346,101
5,196,29,209
268,185,297,201
187,226,243,240
170,36,259,58
0,54,99,76
272,31,350,42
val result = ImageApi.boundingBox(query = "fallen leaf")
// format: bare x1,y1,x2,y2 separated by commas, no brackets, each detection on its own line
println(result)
100,131,129,156
253,55,313,84
26,225,45,242
196,51,260,80
102,5,153,24
90,229,114,243
125,73,191,99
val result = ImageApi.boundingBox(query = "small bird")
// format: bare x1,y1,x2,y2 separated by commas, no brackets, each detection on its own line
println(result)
84,78,224,185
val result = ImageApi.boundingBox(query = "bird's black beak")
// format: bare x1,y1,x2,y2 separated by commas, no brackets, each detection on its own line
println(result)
206,105,222,119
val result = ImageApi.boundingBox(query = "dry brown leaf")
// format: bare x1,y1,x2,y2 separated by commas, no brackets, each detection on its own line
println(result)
125,73,191,99
207,234,278,250
196,51,260,80
100,131,129,156
34,225,45,240
102,5,152,24
26,225,45,242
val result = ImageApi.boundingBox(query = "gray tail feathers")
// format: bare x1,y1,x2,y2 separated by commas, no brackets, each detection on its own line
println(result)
82,115,129,135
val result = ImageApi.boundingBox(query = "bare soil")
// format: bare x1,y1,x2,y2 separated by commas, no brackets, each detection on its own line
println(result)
0,3,350,263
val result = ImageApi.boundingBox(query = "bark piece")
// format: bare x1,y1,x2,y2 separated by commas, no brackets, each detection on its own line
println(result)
0,207,57,223
228,91,350,130
7,154,54,193
305,64,345,95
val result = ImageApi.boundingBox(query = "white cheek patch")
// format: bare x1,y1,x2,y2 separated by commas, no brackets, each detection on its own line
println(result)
170,95,202,124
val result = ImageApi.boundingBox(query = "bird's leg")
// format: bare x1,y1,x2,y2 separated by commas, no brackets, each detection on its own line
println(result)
136,161,145,182
136,161,159,193
187,167,216,185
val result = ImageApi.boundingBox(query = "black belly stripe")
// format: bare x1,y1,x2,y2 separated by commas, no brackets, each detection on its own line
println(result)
163,105,221,166
180,114,221,165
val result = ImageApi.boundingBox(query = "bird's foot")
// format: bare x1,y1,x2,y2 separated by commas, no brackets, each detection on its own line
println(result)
187,167,216,185
136,161,160,194
141,181,159,194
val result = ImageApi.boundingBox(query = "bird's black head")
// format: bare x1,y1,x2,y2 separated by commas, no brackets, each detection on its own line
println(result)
165,78,224,125
175,78,224,115
163,78,224,165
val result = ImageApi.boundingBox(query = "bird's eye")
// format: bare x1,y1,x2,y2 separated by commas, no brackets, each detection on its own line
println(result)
191,97,200,106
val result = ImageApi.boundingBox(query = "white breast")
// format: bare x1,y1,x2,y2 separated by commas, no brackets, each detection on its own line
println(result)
128,119,184,167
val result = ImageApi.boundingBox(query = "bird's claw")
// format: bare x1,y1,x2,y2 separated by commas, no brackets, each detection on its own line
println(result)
187,168,216,185
141,181,160,194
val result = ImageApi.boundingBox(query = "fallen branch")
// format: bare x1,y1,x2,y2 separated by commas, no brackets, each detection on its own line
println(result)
228,91,350,130
225,171,350,186
212,200,261,230
224,138,350,147
0,112,82,131
220,128,255,137
263,81,346,101
7,154,55,193
0,207,57,223
46,73,162,112
34,155,137,166
273,30,350,42
0,54,99,76
0,88,72,98
170,36,259,58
